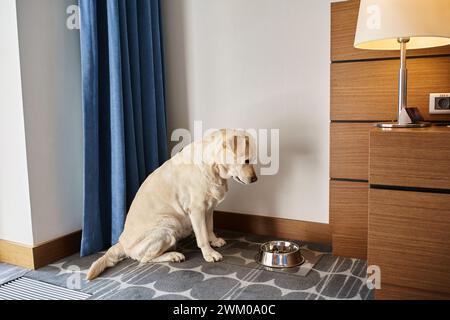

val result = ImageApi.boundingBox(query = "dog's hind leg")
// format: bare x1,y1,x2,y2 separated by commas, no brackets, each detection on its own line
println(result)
132,229,184,264
150,251,185,263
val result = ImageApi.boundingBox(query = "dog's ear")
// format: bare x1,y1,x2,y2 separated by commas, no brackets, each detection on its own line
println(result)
203,129,251,165
228,132,250,164
231,135,248,162
222,130,243,164
218,130,235,164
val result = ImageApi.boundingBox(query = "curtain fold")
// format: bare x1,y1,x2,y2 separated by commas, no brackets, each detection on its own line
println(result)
79,0,168,257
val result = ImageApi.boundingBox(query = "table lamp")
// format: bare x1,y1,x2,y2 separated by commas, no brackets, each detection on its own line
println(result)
354,0,450,128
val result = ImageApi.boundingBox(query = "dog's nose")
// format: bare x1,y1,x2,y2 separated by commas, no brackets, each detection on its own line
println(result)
251,176,258,183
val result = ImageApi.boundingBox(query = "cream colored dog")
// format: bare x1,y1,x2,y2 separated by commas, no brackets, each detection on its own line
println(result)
87,129,258,280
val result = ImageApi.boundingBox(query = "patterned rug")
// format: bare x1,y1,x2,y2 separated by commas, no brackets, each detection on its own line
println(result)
2,230,373,300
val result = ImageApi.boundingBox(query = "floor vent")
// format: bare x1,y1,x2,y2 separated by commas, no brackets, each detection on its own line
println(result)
0,277,90,300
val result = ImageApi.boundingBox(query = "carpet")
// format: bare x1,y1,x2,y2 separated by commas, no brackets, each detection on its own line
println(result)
20,229,373,300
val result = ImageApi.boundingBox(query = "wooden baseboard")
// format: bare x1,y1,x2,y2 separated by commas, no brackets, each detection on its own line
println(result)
0,231,81,270
214,211,331,245
32,231,82,269
0,240,34,269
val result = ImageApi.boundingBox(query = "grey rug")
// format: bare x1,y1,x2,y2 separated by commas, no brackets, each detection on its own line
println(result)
1,230,373,300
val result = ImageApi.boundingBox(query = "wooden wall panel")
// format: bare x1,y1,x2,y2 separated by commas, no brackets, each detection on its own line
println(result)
330,0,450,262
330,180,368,259
331,57,450,121
330,123,372,181
331,0,450,62
370,127,450,190
369,189,450,295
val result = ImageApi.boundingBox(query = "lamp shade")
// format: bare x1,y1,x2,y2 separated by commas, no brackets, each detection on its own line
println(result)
354,0,450,50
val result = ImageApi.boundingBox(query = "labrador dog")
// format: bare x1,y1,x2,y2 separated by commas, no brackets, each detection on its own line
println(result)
86,129,258,280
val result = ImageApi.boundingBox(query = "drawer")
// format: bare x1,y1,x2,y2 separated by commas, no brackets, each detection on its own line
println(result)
331,57,450,122
370,128,450,190
330,180,368,259
369,189,450,295
330,122,372,181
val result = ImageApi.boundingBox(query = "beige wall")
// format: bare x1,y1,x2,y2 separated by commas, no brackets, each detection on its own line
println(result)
16,0,83,244
1,0,333,247
163,0,331,223
0,0,34,245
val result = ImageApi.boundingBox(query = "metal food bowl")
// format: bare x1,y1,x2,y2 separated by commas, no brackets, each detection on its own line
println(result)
256,240,305,268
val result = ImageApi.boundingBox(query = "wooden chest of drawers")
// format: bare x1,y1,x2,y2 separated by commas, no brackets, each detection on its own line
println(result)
369,127,450,300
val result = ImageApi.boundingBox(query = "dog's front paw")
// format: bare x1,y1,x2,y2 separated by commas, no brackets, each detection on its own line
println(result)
210,237,226,248
202,249,223,263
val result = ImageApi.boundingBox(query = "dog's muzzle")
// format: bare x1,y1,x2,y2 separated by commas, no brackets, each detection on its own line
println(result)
233,176,258,184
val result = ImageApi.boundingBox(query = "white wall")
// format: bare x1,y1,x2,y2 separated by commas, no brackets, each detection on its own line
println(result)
16,0,83,244
0,0,34,245
163,0,331,223
1,0,331,247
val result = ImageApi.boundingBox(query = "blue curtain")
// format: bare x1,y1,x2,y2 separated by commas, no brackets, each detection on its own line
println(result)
79,0,168,256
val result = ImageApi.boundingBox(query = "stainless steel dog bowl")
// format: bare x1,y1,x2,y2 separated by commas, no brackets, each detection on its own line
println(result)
256,241,305,268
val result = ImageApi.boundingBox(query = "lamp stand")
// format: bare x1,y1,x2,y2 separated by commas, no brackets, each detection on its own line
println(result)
376,38,431,128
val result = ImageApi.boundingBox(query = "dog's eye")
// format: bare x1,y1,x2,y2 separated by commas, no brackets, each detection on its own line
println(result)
245,159,250,164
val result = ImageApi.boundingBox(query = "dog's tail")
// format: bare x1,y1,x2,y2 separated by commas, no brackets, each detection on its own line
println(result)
86,243,126,281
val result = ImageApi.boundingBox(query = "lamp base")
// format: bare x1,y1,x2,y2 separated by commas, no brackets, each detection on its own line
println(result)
376,122,431,129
